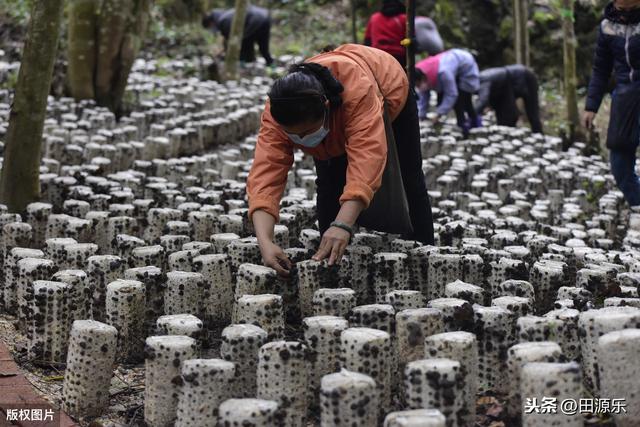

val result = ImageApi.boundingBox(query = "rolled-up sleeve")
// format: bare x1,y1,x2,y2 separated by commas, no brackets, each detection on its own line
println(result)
247,104,294,222
340,86,387,208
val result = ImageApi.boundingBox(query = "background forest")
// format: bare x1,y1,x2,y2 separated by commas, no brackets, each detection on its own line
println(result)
0,0,610,139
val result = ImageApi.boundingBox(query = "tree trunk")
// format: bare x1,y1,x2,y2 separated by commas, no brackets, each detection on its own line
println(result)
95,0,129,111
108,0,152,114
68,0,98,100
513,0,529,66
224,0,248,81
406,0,416,87
67,0,151,115
0,0,65,213
561,0,580,140
351,0,357,43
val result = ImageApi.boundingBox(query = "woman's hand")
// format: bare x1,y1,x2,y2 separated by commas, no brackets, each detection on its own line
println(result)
252,209,291,277
583,111,596,130
259,240,292,277
312,226,351,265
312,200,364,265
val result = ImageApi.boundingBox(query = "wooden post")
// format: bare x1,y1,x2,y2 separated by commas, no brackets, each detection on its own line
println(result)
406,0,417,88
0,0,65,213
561,0,580,140
514,0,529,66
224,0,249,81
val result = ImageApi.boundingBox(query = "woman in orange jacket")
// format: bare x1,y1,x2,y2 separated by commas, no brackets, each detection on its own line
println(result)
247,44,434,276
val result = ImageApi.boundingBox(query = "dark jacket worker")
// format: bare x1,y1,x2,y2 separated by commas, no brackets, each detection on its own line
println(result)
202,5,274,66
475,64,543,134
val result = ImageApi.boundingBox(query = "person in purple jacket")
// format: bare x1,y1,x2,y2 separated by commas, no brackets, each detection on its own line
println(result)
583,0,640,213
415,49,480,138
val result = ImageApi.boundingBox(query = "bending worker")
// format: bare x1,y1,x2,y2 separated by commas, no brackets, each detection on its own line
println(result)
415,49,480,138
202,5,274,66
475,64,543,133
247,44,435,275
364,0,443,66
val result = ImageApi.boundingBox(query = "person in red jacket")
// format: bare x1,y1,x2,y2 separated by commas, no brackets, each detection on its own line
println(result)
364,0,407,65
364,0,444,66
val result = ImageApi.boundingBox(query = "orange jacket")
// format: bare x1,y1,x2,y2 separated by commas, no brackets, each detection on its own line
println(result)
247,44,409,222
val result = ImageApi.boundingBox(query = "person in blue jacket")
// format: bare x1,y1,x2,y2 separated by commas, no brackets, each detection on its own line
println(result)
583,0,640,209
415,49,481,138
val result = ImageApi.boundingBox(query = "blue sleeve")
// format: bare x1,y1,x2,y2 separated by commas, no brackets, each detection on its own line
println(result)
436,71,458,116
585,26,614,112
417,89,430,119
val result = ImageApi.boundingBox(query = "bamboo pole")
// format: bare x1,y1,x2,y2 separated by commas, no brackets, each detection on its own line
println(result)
521,0,530,67
514,0,529,65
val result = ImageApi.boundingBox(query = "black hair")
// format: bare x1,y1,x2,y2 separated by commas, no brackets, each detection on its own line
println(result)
381,0,405,17
415,68,426,83
268,62,344,126
202,14,214,28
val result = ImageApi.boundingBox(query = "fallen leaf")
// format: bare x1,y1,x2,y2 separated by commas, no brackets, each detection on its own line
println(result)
477,396,498,405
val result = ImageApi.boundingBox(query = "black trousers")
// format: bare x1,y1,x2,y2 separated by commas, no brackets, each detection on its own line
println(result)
392,53,407,69
453,90,477,129
490,78,519,127
314,90,435,245
491,70,543,133
521,71,543,133
238,22,274,65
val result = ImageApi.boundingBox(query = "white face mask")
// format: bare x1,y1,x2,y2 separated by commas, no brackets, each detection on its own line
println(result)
285,110,329,148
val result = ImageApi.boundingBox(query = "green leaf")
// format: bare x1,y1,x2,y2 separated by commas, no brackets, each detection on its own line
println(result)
559,7,575,21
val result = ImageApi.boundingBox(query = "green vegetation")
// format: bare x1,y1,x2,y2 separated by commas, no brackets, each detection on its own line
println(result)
0,69,18,91
156,0,208,24
0,0,616,143
0,0,33,23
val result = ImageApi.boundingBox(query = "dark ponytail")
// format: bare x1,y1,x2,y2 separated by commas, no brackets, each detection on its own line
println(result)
290,63,344,109
268,62,344,126
381,0,405,17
